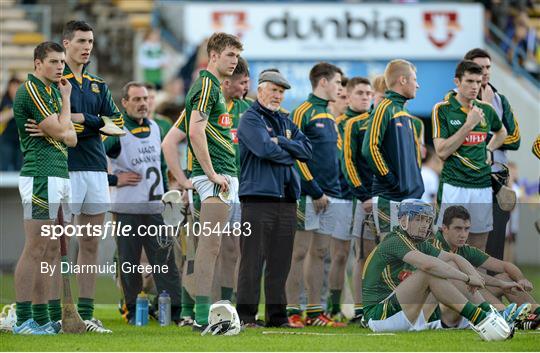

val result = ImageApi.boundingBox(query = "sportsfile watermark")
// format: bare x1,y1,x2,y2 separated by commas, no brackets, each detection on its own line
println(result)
40,221,252,240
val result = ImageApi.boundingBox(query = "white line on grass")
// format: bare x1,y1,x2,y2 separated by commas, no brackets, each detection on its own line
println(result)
261,331,396,336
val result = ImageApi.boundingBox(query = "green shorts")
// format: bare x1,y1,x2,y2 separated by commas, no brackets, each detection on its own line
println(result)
364,293,402,321
18,176,71,220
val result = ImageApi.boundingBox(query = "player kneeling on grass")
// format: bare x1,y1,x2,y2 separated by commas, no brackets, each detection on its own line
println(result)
433,205,539,330
362,199,512,340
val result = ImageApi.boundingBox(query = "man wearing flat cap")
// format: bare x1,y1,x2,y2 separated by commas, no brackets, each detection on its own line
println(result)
236,69,312,327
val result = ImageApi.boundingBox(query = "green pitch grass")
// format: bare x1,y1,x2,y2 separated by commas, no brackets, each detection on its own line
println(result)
1,267,539,351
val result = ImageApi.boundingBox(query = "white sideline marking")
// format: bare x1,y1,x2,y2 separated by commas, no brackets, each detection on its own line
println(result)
261,331,395,336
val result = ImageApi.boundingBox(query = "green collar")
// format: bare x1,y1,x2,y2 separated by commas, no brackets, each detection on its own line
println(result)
27,73,52,89
385,90,408,107
434,231,451,251
345,107,365,118
63,62,89,76
200,69,221,86
307,93,328,107
123,112,150,129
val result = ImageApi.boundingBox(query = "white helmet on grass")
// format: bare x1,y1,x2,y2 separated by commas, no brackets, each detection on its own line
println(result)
201,300,241,336
472,310,513,341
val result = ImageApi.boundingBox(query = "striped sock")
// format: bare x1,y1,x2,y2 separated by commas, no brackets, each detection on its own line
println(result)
195,296,210,325
478,301,492,312
15,301,32,326
48,299,61,322
286,305,302,316
32,303,50,325
306,305,324,318
460,302,487,325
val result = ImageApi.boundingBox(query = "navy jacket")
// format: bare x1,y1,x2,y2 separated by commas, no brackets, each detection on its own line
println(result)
362,91,424,201
291,94,341,199
63,64,124,172
238,100,312,200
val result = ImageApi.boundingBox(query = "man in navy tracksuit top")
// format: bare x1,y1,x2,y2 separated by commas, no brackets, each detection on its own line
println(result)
286,62,347,328
236,69,312,327
362,59,424,203
61,21,124,333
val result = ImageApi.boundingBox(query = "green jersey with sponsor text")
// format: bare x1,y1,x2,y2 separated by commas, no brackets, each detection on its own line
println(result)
13,74,68,178
228,98,252,175
362,228,440,308
431,92,503,188
184,70,236,177
431,231,489,267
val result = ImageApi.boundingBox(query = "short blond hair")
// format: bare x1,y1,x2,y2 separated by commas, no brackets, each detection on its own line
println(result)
372,75,387,94
384,59,416,88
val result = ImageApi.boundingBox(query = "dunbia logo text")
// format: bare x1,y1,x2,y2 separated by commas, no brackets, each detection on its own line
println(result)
264,11,406,40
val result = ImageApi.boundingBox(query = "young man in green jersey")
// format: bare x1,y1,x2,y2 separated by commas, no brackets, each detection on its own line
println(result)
463,49,521,264
340,77,379,322
362,199,512,341
161,56,250,326
183,32,243,330
216,56,251,304
333,77,374,322
13,42,77,335
434,206,538,330
432,61,508,252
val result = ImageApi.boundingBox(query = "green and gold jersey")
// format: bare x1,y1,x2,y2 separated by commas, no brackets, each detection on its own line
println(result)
228,98,252,174
14,74,68,178
431,231,489,267
184,70,236,177
173,109,193,176
362,229,440,307
432,92,503,188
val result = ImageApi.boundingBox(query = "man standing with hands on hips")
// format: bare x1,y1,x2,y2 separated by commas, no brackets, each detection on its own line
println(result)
236,69,312,328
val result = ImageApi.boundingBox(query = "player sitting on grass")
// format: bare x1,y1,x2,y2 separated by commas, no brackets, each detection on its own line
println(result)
362,199,513,340
433,205,538,330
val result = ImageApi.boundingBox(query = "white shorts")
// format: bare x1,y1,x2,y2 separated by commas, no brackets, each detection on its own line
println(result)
69,171,111,215
191,175,239,222
304,195,344,235
436,183,493,233
368,310,439,332
19,176,72,221
331,199,355,241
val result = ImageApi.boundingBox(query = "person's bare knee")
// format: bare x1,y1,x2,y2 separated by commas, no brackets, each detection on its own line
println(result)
309,233,329,260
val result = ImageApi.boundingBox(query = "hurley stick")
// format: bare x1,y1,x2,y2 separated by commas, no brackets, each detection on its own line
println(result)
57,206,86,333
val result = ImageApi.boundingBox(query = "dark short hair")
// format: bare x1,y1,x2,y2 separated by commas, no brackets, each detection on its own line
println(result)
232,56,249,78
122,81,146,99
455,60,483,80
340,76,348,88
34,41,64,62
207,32,243,56
464,48,491,61
309,62,343,89
346,77,371,92
63,20,93,40
442,206,471,227
143,82,157,91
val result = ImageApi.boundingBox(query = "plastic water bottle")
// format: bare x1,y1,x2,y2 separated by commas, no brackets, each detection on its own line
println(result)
135,291,149,326
158,291,171,326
